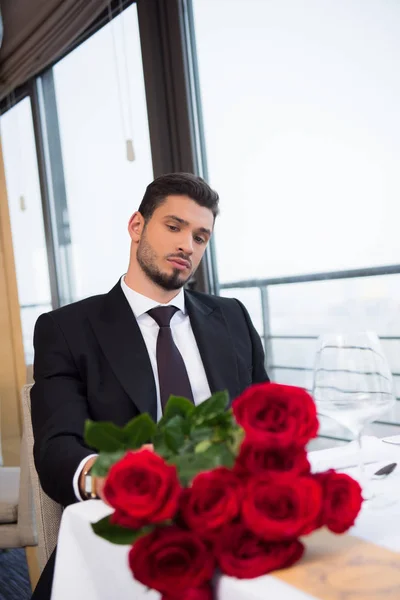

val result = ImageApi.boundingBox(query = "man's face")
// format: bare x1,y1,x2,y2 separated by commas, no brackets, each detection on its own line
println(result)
136,195,214,291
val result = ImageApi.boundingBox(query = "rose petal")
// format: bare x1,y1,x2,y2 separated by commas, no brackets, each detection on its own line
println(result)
215,523,304,578
243,473,322,541
232,383,318,449
103,450,182,524
129,526,215,595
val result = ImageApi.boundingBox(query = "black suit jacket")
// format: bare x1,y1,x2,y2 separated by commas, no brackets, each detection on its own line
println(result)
31,281,269,507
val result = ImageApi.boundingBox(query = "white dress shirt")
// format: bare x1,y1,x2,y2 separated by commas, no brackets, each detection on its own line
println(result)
73,276,211,500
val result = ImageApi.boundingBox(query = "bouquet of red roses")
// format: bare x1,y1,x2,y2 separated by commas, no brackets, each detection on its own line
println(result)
85,383,363,600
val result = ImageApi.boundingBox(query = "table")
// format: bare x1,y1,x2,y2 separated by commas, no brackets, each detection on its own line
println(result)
51,436,400,600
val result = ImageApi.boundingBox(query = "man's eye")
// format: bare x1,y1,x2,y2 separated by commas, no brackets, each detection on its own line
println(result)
194,236,206,244
167,225,179,232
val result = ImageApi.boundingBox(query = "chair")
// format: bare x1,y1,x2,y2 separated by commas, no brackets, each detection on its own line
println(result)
21,384,63,572
0,431,39,586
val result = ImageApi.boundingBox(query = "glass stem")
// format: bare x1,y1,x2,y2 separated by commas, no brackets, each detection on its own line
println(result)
357,429,365,479
356,429,370,499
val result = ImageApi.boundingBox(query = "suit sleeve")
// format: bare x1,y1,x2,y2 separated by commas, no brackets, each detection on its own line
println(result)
31,312,95,506
235,299,270,384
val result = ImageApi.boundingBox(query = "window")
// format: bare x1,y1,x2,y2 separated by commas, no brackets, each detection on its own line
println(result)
193,0,400,281
1,98,52,363
52,3,153,301
192,0,400,442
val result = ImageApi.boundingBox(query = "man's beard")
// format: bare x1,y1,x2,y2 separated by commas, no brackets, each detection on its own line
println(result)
137,233,192,291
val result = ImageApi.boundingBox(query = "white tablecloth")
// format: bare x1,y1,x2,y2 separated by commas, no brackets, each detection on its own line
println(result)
51,436,400,600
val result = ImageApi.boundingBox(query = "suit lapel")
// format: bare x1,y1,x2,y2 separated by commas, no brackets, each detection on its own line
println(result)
185,292,240,404
87,282,157,421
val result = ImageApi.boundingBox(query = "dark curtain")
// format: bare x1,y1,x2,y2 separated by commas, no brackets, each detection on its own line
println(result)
0,0,112,100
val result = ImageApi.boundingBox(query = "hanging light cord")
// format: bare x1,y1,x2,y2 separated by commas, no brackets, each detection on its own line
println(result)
108,0,135,162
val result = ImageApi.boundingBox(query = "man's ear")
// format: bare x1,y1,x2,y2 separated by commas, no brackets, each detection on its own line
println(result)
128,211,145,243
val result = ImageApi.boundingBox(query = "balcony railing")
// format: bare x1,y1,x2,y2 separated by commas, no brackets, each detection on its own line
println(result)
220,263,400,440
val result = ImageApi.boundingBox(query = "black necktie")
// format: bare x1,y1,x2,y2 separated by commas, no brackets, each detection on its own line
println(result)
147,306,194,411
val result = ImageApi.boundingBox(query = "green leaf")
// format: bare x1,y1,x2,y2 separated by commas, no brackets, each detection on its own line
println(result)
91,451,125,477
206,411,234,430
189,426,214,443
163,415,186,453
218,409,236,427
122,414,156,449
192,390,230,423
195,440,212,453
168,443,234,486
178,438,196,454
210,415,237,442
181,417,192,436
168,453,217,486
152,430,173,460
226,426,245,456
91,515,153,545
203,443,235,470
163,396,195,420
84,420,127,452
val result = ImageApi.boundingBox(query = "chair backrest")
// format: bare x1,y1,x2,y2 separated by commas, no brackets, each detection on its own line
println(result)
17,431,38,547
21,384,63,571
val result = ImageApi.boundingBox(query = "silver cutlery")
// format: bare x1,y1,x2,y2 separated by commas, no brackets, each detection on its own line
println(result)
334,460,383,471
331,460,397,474
373,462,397,477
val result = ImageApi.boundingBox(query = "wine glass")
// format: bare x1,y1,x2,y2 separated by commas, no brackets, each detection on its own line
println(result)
312,332,395,497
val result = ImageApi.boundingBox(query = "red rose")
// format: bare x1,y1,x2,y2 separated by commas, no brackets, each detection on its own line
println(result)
162,585,213,600
243,473,322,541
180,468,241,537
103,449,181,525
129,526,214,595
314,470,363,533
234,441,310,478
215,523,304,578
232,383,318,448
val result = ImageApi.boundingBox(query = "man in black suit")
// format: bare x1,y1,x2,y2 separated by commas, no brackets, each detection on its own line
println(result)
30,172,269,598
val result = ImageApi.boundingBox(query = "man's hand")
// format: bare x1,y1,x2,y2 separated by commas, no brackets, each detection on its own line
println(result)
79,445,154,503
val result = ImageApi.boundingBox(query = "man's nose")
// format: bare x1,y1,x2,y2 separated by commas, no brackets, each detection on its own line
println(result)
177,233,194,255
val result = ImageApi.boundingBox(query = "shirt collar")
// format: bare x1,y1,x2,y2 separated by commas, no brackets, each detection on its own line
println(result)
120,275,186,318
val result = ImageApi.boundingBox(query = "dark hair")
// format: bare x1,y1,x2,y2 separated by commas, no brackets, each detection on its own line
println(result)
138,173,219,221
